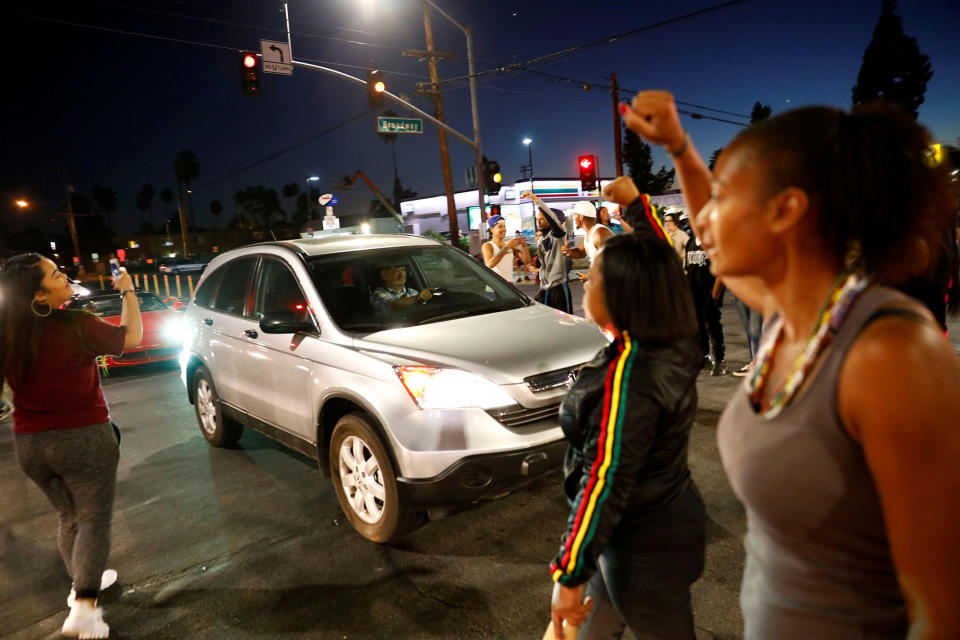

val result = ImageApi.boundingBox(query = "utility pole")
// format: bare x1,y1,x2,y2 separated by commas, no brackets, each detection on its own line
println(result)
611,72,623,178
177,184,190,257
422,4,459,246
64,184,83,275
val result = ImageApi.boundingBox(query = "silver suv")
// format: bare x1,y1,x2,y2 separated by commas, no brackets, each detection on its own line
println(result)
180,235,607,542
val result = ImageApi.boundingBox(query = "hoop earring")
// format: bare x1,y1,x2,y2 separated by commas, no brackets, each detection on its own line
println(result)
31,299,52,318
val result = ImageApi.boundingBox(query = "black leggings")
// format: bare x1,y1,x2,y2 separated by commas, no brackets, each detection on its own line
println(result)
15,422,119,598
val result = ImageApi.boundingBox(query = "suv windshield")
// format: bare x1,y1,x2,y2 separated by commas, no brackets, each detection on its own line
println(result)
308,245,530,333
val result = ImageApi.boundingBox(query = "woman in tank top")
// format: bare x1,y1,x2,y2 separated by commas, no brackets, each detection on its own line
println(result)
482,213,526,282
620,91,960,638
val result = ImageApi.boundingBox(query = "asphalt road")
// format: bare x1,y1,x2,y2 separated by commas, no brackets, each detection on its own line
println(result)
7,282,953,640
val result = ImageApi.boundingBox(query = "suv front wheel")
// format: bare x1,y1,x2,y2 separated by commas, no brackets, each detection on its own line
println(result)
330,413,417,543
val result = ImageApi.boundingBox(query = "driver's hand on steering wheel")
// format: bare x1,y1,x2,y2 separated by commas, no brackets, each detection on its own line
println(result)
418,288,433,303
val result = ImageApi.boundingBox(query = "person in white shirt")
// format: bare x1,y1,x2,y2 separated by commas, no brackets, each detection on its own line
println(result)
663,213,689,263
562,200,613,281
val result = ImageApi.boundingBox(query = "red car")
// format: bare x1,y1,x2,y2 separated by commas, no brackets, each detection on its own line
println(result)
65,291,185,368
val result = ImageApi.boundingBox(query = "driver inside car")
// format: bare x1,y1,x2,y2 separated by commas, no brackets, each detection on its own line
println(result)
370,258,432,316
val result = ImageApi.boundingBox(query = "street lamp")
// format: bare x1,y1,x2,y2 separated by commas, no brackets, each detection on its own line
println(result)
305,176,320,218
522,137,534,195
15,199,29,209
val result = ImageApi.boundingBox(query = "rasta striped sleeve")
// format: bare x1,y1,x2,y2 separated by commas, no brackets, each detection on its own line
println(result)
550,333,637,585
639,194,671,245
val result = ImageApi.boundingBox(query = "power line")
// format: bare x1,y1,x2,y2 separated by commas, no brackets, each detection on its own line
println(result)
435,0,745,86
192,110,374,190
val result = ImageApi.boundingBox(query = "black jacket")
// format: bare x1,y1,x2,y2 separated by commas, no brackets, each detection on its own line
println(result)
549,331,701,587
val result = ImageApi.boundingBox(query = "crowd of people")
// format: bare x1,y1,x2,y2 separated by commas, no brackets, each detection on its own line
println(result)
3,89,960,640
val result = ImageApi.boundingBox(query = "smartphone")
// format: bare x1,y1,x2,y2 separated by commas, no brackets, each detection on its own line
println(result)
109,258,121,278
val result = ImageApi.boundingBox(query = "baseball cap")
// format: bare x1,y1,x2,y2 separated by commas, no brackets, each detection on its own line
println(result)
487,214,504,228
566,201,597,218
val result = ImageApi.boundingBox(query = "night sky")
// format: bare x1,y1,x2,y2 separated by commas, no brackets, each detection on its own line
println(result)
4,0,959,240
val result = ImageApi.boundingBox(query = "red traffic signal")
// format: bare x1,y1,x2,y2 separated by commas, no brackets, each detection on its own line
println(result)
578,154,598,191
240,51,260,96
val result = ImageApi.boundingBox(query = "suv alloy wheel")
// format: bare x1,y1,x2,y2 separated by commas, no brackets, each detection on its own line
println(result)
329,412,417,543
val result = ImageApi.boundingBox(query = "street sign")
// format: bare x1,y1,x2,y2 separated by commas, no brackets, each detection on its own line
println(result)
327,195,339,206
260,39,292,75
376,116,423,134
318,193,333,206
323,206,339,230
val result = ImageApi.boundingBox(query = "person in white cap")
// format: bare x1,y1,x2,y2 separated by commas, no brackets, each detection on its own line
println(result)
562,201,613,281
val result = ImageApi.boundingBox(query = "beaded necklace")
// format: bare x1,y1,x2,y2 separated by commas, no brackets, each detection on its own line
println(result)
748,271,868,419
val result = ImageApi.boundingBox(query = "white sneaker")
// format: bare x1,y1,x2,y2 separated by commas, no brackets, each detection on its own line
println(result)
62,600,109,639
67,569,118,607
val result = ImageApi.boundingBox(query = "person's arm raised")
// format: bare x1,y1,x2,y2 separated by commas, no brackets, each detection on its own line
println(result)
620,91,712,237
115,268,143,350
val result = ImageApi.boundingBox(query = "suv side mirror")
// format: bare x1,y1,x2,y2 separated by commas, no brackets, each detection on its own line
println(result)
259,311,314,334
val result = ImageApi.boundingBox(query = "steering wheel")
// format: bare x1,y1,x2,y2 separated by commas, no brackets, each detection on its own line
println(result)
429,287,448,297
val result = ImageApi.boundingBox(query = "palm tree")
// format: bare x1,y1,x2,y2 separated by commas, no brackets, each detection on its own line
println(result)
378,109,400,182
209,199,224,228
281,183,300,221
173,150,200,225
91,185,118,229
135,184,155,226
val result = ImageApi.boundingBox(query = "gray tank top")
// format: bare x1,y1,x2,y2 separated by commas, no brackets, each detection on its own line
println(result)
718,286,913,639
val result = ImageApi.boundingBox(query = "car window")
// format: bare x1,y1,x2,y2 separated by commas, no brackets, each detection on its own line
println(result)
71,293,168,317
210,257,256,316
193,266,223,308
307,246,528,333
251,257,311,324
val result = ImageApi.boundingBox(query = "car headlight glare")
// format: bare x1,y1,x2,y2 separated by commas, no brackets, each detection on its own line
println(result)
395,366,515,410
163,317,186,343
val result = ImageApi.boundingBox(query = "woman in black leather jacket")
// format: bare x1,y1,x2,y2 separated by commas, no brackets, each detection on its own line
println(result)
549,178,706,639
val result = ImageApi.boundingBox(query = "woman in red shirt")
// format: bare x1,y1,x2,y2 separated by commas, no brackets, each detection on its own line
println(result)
0,253,141,639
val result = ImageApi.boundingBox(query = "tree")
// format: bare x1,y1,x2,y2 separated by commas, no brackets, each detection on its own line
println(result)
281,183,300,220
750,102,772,123
622,128,675,195
851,0,932,118
234,186,283,229
159,187,174,226
173,149,200,225
708,149,723,172
91,185,118,229
209,199,223,228
135,184,155,226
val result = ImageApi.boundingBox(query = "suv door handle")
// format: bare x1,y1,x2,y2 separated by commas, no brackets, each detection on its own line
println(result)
244,329,258,339
203,318,213,326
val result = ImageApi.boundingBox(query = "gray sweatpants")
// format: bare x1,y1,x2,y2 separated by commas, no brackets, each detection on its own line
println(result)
14,421,119,597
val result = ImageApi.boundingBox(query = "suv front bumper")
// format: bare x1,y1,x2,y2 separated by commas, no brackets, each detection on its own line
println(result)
397,439,567,506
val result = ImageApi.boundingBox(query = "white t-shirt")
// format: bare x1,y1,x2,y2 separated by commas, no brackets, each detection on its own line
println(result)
585,224,611,263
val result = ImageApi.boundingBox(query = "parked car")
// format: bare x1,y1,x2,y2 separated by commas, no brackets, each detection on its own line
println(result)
64,291,185,368
180,235,608,542
158,256,209,275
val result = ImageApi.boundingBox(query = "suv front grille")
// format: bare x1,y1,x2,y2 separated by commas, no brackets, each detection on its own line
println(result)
524,364,583,393
486,402,561,428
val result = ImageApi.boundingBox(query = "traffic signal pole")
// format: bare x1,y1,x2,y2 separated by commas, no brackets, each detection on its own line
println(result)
281,1,486,249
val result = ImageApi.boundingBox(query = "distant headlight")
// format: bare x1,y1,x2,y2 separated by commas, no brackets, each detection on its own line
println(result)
163,317,186,343
394,366,515,410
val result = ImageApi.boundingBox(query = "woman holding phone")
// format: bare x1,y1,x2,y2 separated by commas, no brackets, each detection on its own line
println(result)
0,253,142,639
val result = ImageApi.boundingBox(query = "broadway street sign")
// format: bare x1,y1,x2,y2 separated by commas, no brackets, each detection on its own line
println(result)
376,116,423,134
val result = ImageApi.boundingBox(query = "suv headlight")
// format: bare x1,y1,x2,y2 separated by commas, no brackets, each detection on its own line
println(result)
395,366,515,410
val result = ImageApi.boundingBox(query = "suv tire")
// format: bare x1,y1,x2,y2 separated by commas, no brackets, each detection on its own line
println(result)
330,412,416,543
193,367,243,447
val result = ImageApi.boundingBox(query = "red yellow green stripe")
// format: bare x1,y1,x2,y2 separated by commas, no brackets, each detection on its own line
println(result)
551,332,636,582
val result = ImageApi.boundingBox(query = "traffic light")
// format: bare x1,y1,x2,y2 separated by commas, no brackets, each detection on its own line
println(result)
578,154,598,191
240,51,259,96
483,158,502,195
367,69,385,108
